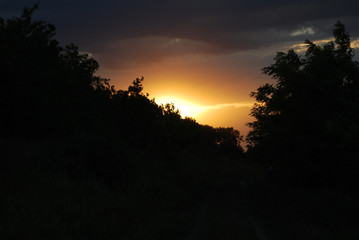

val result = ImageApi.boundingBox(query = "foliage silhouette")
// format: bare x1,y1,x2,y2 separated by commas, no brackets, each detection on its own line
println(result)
1,6,245,239
247,21,359,185
0,4,113,137
244,23,359,238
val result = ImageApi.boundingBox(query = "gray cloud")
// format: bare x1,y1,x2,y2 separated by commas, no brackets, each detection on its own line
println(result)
2,0,359,69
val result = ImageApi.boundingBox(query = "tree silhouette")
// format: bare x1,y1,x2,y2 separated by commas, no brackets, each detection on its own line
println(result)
215,127,244,154
0,5,112,137
247,21,359,183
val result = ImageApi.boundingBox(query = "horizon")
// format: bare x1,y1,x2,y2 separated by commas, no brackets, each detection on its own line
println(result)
2,0,359,136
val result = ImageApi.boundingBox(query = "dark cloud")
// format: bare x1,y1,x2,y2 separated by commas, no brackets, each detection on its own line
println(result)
2,0,359,69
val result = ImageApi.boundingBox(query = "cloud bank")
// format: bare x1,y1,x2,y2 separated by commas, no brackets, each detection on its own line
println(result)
2,0,359,70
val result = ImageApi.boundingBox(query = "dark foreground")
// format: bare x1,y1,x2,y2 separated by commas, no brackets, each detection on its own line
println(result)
2,137,358,239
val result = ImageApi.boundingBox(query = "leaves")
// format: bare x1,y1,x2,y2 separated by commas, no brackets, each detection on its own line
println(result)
247,22,359,182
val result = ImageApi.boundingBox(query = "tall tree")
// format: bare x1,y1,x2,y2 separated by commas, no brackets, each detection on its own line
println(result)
247,22,359,182
0,5,111,136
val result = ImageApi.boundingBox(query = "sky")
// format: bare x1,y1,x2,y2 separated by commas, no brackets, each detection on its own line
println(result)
1,0,359,137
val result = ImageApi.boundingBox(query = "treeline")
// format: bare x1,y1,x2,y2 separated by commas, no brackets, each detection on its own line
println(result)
244,21,359,238
1,5,244,239
0,5,243,153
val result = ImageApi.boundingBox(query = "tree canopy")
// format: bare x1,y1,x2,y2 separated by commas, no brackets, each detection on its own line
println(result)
247,21,359,183
0,4,113,136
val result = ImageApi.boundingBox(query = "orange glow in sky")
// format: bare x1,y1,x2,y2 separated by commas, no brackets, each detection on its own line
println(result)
155,96,206,118
154,94,254,136
99,55,263,137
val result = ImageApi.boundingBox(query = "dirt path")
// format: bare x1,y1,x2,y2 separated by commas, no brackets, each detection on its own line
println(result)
188,179,267,240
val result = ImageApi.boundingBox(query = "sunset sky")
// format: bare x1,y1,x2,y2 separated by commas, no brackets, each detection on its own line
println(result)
2,0,359,136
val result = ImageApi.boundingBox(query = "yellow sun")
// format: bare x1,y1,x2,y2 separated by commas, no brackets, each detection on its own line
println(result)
155,96,206,118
